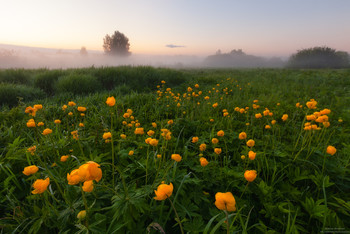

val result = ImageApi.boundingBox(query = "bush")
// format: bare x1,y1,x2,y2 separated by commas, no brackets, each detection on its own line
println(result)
34,69,66,95
56,74,102,95
0,69,32,85
0,83,45,107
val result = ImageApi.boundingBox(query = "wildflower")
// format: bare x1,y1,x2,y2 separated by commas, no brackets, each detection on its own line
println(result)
204,96,210,100
23,165,39,176
79,123,84,127
306,99,317,109
78,161,102,182
37,122,44,126
210,119,214,122
199,157,209,167
187,87,193,92
26,119,36,128
238,132,247,140
120,134,126,139
42,128,52,135
82,180,94,192
68,112,73,116
246,139,255,148
214,148,222,155
126,109,133,114
199,143,207,151
77,106,86,112
171,154,182,162
62,104,68,111
25,106,37,116
271,120,276,125
214,192,236,212
265,125,271,129
54,119,61,124
157,154,162,158
239,108,245,114
211,138,219,144
241,155,246,160
248,151,256,160
217,130,224,137
106,96,116,107
296,102,300,108
320,109,331,115
326,146,336,155
212,103,218,108
154,182,173,200
195,84,199,88
323,122,330,128
33,104,42,110
77,210,86,220
192,137,199,143
68,101,76,106
167,120,174,125
161,80,166,84
152,122,157,128
60,155,69,162
71,130,79,140
147,130,155,136
27,146,36,155
246,123,250,126
145,137,152,144
306,115,316,121
244,170,257,182
134,128,144,135
103,132,112,139
255,113,262,119
281,114,288,121
32,178,50,194
150,139,159,147
67,169,83,185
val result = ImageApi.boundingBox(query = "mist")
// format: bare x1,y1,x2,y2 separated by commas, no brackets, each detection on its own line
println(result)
0,44,287,69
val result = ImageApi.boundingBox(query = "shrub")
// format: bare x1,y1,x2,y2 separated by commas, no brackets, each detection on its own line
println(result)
34,69,66,95
0,69,32,85
0,83,45,107
56,74,102,95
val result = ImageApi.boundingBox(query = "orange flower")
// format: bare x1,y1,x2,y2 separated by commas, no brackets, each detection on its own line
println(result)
26,119,36,128
32,178,50,194
152,122,157,128
27,145,36,155
106,96,116,106
120,134,126,139
217,130,224,137
244,170,257,182
68,101,76,106
77,210,86,220
214,148,222,155
23,165,39,176
281,114,288,121
79,123,84,127
271,120,276,125
211,138,219,144
212,103,218,108
255,113,262,119
42,128,52,135
128,150,134,156
67,169,83,185
167,120,174,125
37,122,44,126
25,106,37,116
77,106,86,112
306,99,317,109
82,180,94,192
246,139,255,147
78,161,103,182
326,146,336,155
265,125,271,129
199,157,209,167
134,128,144,135
248,151,256,160
62,104,68,111
154,182,174,200
192,137,199,143
238,132,247,140
103,132,112,139
71,130,79,140
149,139,159,147
171,154,182,162
60,155,69,162
199,143,207,151
320,109,331,115
54,119,61,124
214,192,236,212
147,130,155,136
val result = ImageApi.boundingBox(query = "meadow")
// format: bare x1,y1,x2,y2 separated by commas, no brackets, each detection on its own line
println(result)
0,67,350,233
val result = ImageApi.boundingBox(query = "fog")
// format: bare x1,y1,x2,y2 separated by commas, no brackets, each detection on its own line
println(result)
0,44,286,69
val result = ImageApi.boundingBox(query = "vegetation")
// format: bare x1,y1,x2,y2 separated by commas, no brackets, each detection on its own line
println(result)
0,67,349,233
103,31,131,57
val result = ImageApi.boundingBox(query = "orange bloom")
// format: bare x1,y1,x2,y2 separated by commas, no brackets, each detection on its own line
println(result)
271,120,276,125
306,99,317,109
192,137,199,143
32,178,50,194
42,128,52,135
134,128,144,135
265,125,271,129
77,210,86,220
326,146,336,155
167,120,174,125
23,165,39,176
60,155,69,162
147,130,155,136
214,192,236,212
199,157,209,167
248,151,256,160
246,139,255,148
106,96,116,106
128,150,134,156
68,101,76,106
211,138,219,144
238,132,247,140
78,161,103,182
154,182,174,200
281,114,288,121
149,139,159,147
27,145,36,155
26,119,36,128
244,170,257,182
214,148,222,155
25,106,37,116
217,130,224,137
199,143,207,151
103,132,112,139
82,180,94,192
77,106,86,112
54,119,61,124
67,169,83,185
171,154,182,162
120,134,126,139
255,113,262,119
152,122,157,128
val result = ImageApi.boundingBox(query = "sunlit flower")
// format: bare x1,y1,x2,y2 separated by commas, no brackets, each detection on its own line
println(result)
37,122,44,126
192,136,199,143
26,119,36,128
265,125,271,129
60,155,69,162
147,130,155,136
78,161,102,182
246,139,255,148
82,180,94,192
62,104,68,111
120,134,126,139
128,150,134,156
214,192,236,212
255,113,262,119
103,132,112,140
171,154,182,162
67,169,83,185
77,210,86,220
248,151,256,160
77,106,86,112
32,178,50,194
42,128,52,135
167,120,174,125
154,182,173,200
214,148,222,155
25,106,37,116
306,99,317,109
239,132,247,140
106,96,116,106
68,101,76,106
23,165,39,176
271,120,276,125
217,130,224,137
27,145,36,155
152,122,157,128
244,170,257,182
281,114,288,121
150,139,159,147
211,138,219,144
199,157,209,167
134,128,144,135
326,146,336,155
199,143,207,151
54,119,61,124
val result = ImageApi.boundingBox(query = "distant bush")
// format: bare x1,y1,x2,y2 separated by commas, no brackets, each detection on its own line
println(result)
0,83,45,107
287,46,350,69
56,74,102,95
0,69,32,85
34,69,66,95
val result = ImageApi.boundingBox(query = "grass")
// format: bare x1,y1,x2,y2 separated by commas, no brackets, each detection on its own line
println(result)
0,67,349,233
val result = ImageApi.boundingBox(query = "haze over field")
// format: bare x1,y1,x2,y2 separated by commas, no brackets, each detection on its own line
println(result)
1,0,350,68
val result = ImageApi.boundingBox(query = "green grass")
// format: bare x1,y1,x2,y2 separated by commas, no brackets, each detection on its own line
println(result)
0,67,349,233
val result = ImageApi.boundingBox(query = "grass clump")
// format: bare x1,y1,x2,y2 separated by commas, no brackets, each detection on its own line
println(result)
34,69,66,95
0,83,45,107
56,73,102,95
0,69,32,85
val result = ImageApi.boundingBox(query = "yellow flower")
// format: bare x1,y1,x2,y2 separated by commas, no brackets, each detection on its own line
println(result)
210,119,214,122
248,151,256,160
25,106,37,116
255,113,262,119
281,114,288,121
67,169,83,185
214,148,222,155
42,128,52,135
37,122,44,126
68,101,76,106
71,130,79,140
241,155,246,160
306,115,316,121
68,112,73,116
120,134,126,139
77,106,86,112
204,96,210,100
79,123,84,127
150,139,159,147
320,109,331,115
78,161,103,182
211,138,219,144
271,120,276,125
246,139,255,148
244,170,257,182
82,180,94,192
199,143,207,151
238,132,247,140
103,132,112,139
62,104,68,111
199,157,209,167
212,103,218,108
145,137,152,144
171,154,182,162
326,146,336,155
134,128,144,135
128,150,134,156
217,130,224,137
26,119,36,128
32,178,50,194
23,165,39,176
60,155,69,162
265,125,271,129
157,154,162,158
27,145,36,155
77,210,86,220
54,119,61,124
214,192,236,212
106,96,116,107
152,122,157,128
167,120,174,125
33,104,42,110
154,182,173,200
147,130,155,136
192,137,199,143
306,99,317,109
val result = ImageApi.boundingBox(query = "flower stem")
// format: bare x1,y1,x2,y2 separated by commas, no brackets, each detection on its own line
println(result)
168,197,184,234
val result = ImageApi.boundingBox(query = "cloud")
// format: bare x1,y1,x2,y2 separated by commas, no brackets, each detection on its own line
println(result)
166,44,185,48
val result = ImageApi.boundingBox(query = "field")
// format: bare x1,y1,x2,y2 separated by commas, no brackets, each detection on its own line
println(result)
0,67,350,233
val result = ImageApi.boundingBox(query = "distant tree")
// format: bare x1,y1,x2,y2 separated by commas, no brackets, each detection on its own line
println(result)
80,46,88,56
287,46,349,69
103,31,131,56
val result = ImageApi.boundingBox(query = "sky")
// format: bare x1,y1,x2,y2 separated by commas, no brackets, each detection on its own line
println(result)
1,0,350,57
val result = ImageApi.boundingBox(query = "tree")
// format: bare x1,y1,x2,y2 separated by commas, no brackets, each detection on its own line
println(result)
80,46,88,56
103,31,131,56
287,46,349,69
